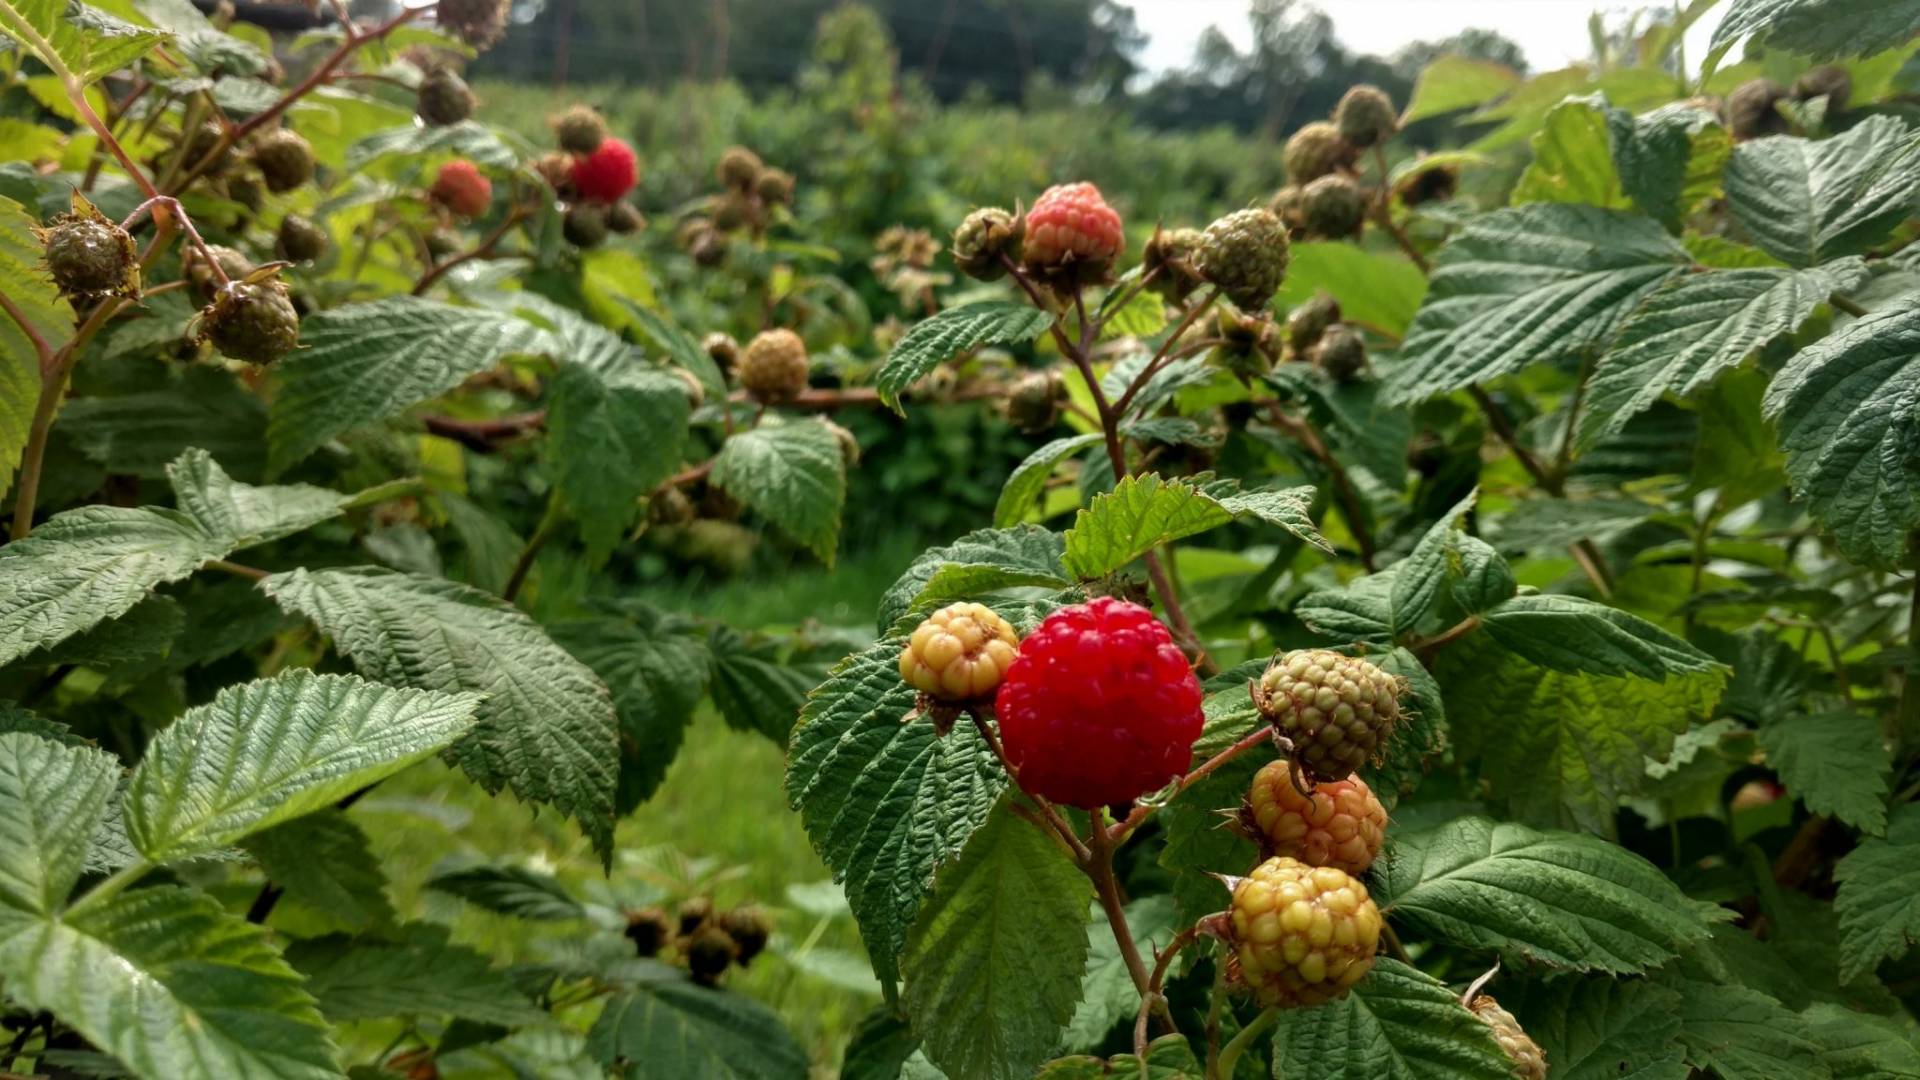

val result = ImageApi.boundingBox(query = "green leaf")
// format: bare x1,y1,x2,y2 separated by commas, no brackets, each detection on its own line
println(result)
548,363,692,559
343,120,518,170
1448,536,1516,615
1477,594,1723,680
1437,636,1725,832
710,420,847,565
1387,204,1687,404
1402,54,1523,124
785,637,1006,990
841,1009,921,1080
1295,572,1397,646
1834,802,1920,981
0,733,119,914
1485,496,1652,553
1579,262,1865,449
554,611,711,813
263,567,619,861
1038,1036,1201,1080
1156,742,1259,929
1661,976,1828,1080
994,434,1101,527
0,505,220,668
124,669,480,863
0,196,71,503
1063,895,1178,1052
1710,0,1920,64
1390,492,1475,636
1265,367,1412,485
1502,974,1687,1080
1511,94,1632,211
706,626,815,742
877,525,1067,632
1268,958,1514,1080
616,298,726,402
1804,1002,1920,1080
0,885,336,1079
1759,711,1891,834
1276,243,1429,338
0,0,168,81
56,367,267,479
17,594,181,669
267,297,552,473
1724,116,1920,268
284,924,546,1026
428,864,585,921
1062,473,1228,579
901,801,1092,1080
166,446,354,550
0,702,82,747
1214,484,1328,552
876,302,1053,413
1762,304,1920,567
1375,816,1721,971
1512,97,1721,232
586,960,808,1080
241,810,394,933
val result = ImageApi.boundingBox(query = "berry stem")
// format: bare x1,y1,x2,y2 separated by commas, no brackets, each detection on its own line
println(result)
413,200,532,296
965,708,1091,864
1110,726,1275,843
1467,385,1615,597
1111,287,1219,418
1370,145,1429,273
1135,925,1201,1056
1212,1005,1279,1080
1086,806,1170,1035
9,295,131,539
0,293,52,364
503,493,564,603
1262,401,1377,571
1409,614,1482,662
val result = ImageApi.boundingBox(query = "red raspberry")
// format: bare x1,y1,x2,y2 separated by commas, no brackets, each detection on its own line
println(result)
1242,760,1388,876
1021,182,1123,283
570,137,638,204
430,160,492,218
993,598,1202,809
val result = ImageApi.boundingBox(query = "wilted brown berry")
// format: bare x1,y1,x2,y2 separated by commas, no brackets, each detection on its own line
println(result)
1006,369,1066,433
435,0,509,50
276,213,329,263
754,168,795,206
1313,324,1368,382
623,907,672,957
1792,65,1851,116
702,332,739,371
685,925,738,985
607,201,645,234
1727,79,1789,140
1286,293,1340,355
719,906,773,965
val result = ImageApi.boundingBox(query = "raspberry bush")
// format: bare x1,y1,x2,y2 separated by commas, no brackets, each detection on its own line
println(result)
3,0,1920,1078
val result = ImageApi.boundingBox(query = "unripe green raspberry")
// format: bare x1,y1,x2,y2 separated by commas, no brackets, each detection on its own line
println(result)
251,128,314,193
416,67,475,126
38,201,138,298
738,328,808,403
1228,857,1381,1008
563,203,608,248
552,103,608,155
1334,84,1399,149
712,190,753,231
199,276,301,365
1286,293,1340,355
1268,185,1303,231
1284,121,1354,184
1143,225,1205,300
186,120,230,176
1006,369,1065,433
1254,649,1405,782
276,213,328,263
1312,324,1367,382
1727,79,1788,140
1792,65,1850,115
1300,174,1367,240
900,601,1020,701
186,244,254,303
1469,996,1548,1080
716,145,764,191
1194,208,1290,312
755,168,796,206
607,200,645,234
435,0,509,50
952,206,1022,282
225,171,264,214
1243,759,1388,875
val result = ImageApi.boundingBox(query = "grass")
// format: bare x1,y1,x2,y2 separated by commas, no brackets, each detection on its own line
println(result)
326,535,926,1074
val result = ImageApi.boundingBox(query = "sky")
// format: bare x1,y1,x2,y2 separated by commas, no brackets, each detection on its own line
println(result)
1132,1,1728,73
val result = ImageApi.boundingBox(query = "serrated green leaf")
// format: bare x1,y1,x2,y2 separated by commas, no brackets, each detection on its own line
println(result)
1804,1002,1920,1080
1062,894,1178,1052
1038,1035,1201,1080
1295,571,1397,646
0,733,118,914
877,302,1054,413
1214,484,1328,551
1386,204,1687,405
1276,242,1429,337
1438,635,1724,832
0,0,168,81
1478,594,1722,680
1661,975,1828,1080
1402,54,1523,124
0,885,336,1080
1376,816,1722,971
285,924,546,1026
242,809,394,933
0,702,81,747
615,298,726,401
586,960,808,1080
1156,748,1259,930
785,637,1006,990
548,363,691,559
711,420,847,565
1391,492,1475,636
705,626,815,742
1503,973,1688,1080
554,611,710,813
125,669,480,863
1759,711,1891,834
1834,802,1920,981
1063,474,1230,579
1512,94,1634,210
1725,116,1920,268
841,1008,921,1080
0,505,220,668
1580,262,1865,449
15,593,180,669
429,864,585,921
877,525,1066,632
267,297,552,473
1368,647,1450,804
166,446,352,550
1710,0,1920,64
344,120,517,170
1265,366,1412,485
1448,536,1515,614
1268,957,1514,1080
0,196,71,503
1762,304,1920,567
902,801,1092,1080
56,367,266,479
995,434,1101,527
263,567,619,861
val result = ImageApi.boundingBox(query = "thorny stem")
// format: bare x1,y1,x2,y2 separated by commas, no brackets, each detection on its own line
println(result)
1381,922,1412,963
1112,726,1275,842
1409,614,1482,662
967,709,1091,864
1263,402,1377,570
1371,145,1429,273
413,201,532,295
1203,958,1229,1077
1111,287,1220,418
11,295,130,539
0,293,52,363
1213,1006,1280,1080
1087,807,1177,1040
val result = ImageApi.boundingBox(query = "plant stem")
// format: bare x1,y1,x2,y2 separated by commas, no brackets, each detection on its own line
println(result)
1467,385,1614,596
1113,726,1274,841
1371,146,1429,273
206,558,270,581
246,883,284,924
967,709,1090,863
1830,292,1869,318
9,294,129,539
1409,614,1482,662
413,202,529,295
1112,287,1220,418
1086,808,1159,1014
66,859,152,918
503,495,564,603
1213,1005,1279,1079
1263,402,1376,570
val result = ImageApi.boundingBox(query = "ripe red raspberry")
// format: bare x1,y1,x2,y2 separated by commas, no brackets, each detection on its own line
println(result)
1021,182,1123,284
570,137,638,204
1242,759,1388,876
1227,856,1380,1008
430,160,492,218
1254,649,1405,783
993,598,1202,809
900,602,1020,702
1468,995,1548,1080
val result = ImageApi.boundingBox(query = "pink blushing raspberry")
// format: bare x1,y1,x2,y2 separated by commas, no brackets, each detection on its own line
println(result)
1021,182,1123,281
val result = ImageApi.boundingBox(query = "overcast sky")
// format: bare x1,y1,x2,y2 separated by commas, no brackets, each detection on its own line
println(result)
1133,1,1728,73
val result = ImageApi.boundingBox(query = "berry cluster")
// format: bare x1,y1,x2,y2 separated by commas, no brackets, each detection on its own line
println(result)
531,104,643,248
625,896,773,987
676,145,796,264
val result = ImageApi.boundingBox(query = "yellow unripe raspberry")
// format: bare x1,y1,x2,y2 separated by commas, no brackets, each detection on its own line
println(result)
1228,856,1380,1008
1244,759,1388,876
899,602,1020,702
1469,995,1548,1080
